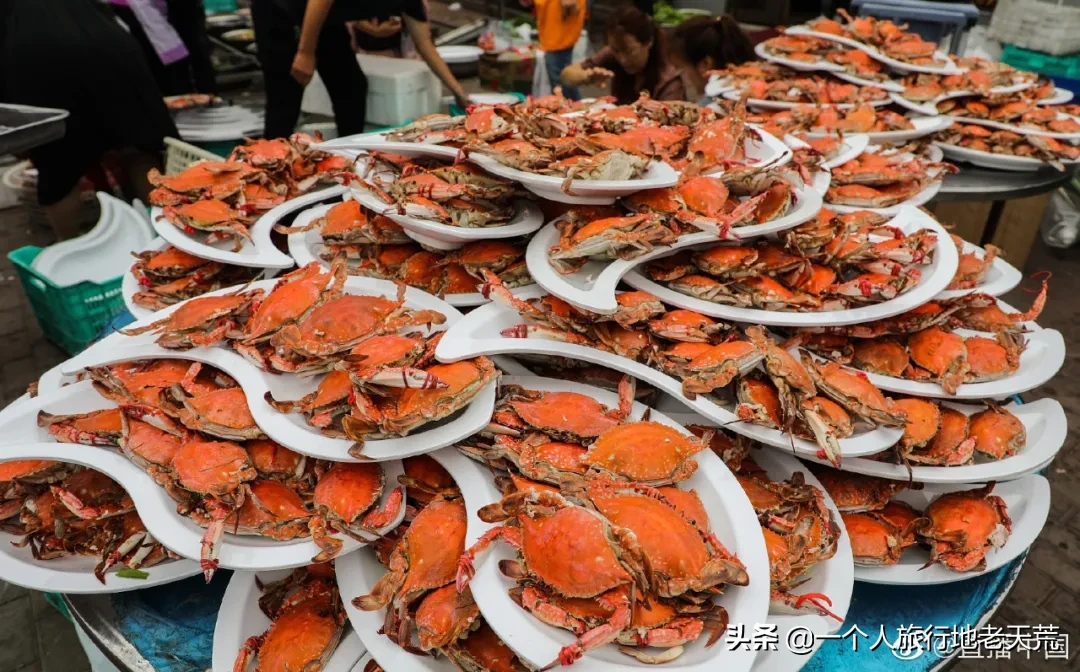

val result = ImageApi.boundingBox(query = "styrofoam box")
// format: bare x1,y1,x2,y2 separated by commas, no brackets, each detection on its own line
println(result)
302,54,441,128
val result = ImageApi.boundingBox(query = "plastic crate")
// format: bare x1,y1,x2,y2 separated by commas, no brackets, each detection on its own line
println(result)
8,246,126,355
1002,44,1080,80
163,137,226,175
989,0,1080,56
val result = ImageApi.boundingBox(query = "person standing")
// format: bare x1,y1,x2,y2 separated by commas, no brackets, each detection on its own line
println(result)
259,0,473,140
0,0,177,240
252,0,369,139
525,0,587,100
109,0,217,96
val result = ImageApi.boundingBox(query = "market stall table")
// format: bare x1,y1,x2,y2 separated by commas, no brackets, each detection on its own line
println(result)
931,166,1077,267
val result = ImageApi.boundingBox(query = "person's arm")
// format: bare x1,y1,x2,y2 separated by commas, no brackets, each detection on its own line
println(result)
561,47,614,89
402,14,470,108
292,0,335,85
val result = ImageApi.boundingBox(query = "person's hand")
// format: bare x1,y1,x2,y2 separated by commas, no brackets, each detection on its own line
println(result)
584,67,614,85
290,50,316,86
355,17,403,38
560,0,578,19
454,92,472,109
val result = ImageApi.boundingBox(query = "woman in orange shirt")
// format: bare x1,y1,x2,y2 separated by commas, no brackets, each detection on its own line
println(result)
525,0,587,100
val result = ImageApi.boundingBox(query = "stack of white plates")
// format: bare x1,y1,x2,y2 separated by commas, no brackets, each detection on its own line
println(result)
174,106,263,142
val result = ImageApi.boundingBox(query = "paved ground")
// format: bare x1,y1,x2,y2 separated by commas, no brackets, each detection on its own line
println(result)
0,189,1078,670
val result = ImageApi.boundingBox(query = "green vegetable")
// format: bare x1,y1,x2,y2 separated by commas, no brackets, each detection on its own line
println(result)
653,1,696,25
116,568,150,580
509,14,537,29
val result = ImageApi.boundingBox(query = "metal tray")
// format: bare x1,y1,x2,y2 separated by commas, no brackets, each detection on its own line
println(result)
0,103,69,156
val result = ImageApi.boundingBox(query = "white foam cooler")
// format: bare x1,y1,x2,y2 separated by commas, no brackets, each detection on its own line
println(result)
302,53,441,128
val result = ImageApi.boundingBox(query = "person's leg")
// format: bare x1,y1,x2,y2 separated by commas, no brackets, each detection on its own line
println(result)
251,0,304,138
314,22,368,135
108,148,162,203
110,4,173,95
545,48,580,100
167,0,217,93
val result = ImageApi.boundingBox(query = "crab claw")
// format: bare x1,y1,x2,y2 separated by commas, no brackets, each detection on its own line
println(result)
201,517,225,582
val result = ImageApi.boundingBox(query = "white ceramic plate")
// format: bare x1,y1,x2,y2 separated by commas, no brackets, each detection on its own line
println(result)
62,277,497,462
805,328,1065,400
797,399,1065,484
212,570,366,672
831,70,906,93
466,154,678,205
525,181,823,315
723,90,892,110
150,187,345,269
335,447,500,672
0,437,400,571
1038,87,1074,106
935,240,1023,300
623,206,957,327
784,26,964,75
804,114,954,143
755,41,846,72
938,111,1080,140
434,287,904,458
784,133,869,170
852,475,1050,585
468,400,769,671
0,526,200,594
313,133,461,159
705,74,738,98
935,141,1080,172
348,190,544,250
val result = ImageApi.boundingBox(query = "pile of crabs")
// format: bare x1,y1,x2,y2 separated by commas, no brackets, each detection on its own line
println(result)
936,123,1080,169
749,104,914,136
483,272,907,467
276,196,534,297
798,273,1047,394
718,60,890,104
897,66,1045,105
385,92,769,183
0,458,175,583
804,11,946,67
120,257,497,452
31,358,403,579
236,457,527,672
544,160,813,275
129,244,261,310
447,379,751,665
147,133,354,250
824,142,955,209
642,208,937,310
351,152,529,229
814,468,1011,571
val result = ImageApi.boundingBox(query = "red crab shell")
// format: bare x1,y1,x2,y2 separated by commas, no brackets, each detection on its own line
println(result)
581,421,704,485
172,439,256,496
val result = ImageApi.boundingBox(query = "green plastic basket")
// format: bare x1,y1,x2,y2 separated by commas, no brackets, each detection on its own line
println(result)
8,246,126,355
1002,44,1080,80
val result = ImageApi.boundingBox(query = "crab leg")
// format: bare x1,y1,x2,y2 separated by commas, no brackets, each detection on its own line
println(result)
349,366,447,389
200,496,237,582
770,589,843,622
455,525,522,591
360,486,404,532
800,406,843,467
544,587,633,670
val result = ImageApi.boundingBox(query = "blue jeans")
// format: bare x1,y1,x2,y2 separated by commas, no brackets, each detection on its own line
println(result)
544,47,580,100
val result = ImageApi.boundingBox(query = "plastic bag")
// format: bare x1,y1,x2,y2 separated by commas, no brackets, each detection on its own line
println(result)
1040,187,1080,249
532,49,552,98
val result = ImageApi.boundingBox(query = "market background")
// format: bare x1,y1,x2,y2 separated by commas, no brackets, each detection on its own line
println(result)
2,0,1080,669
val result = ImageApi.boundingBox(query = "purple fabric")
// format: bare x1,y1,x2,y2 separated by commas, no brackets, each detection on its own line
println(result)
121,0,189,64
